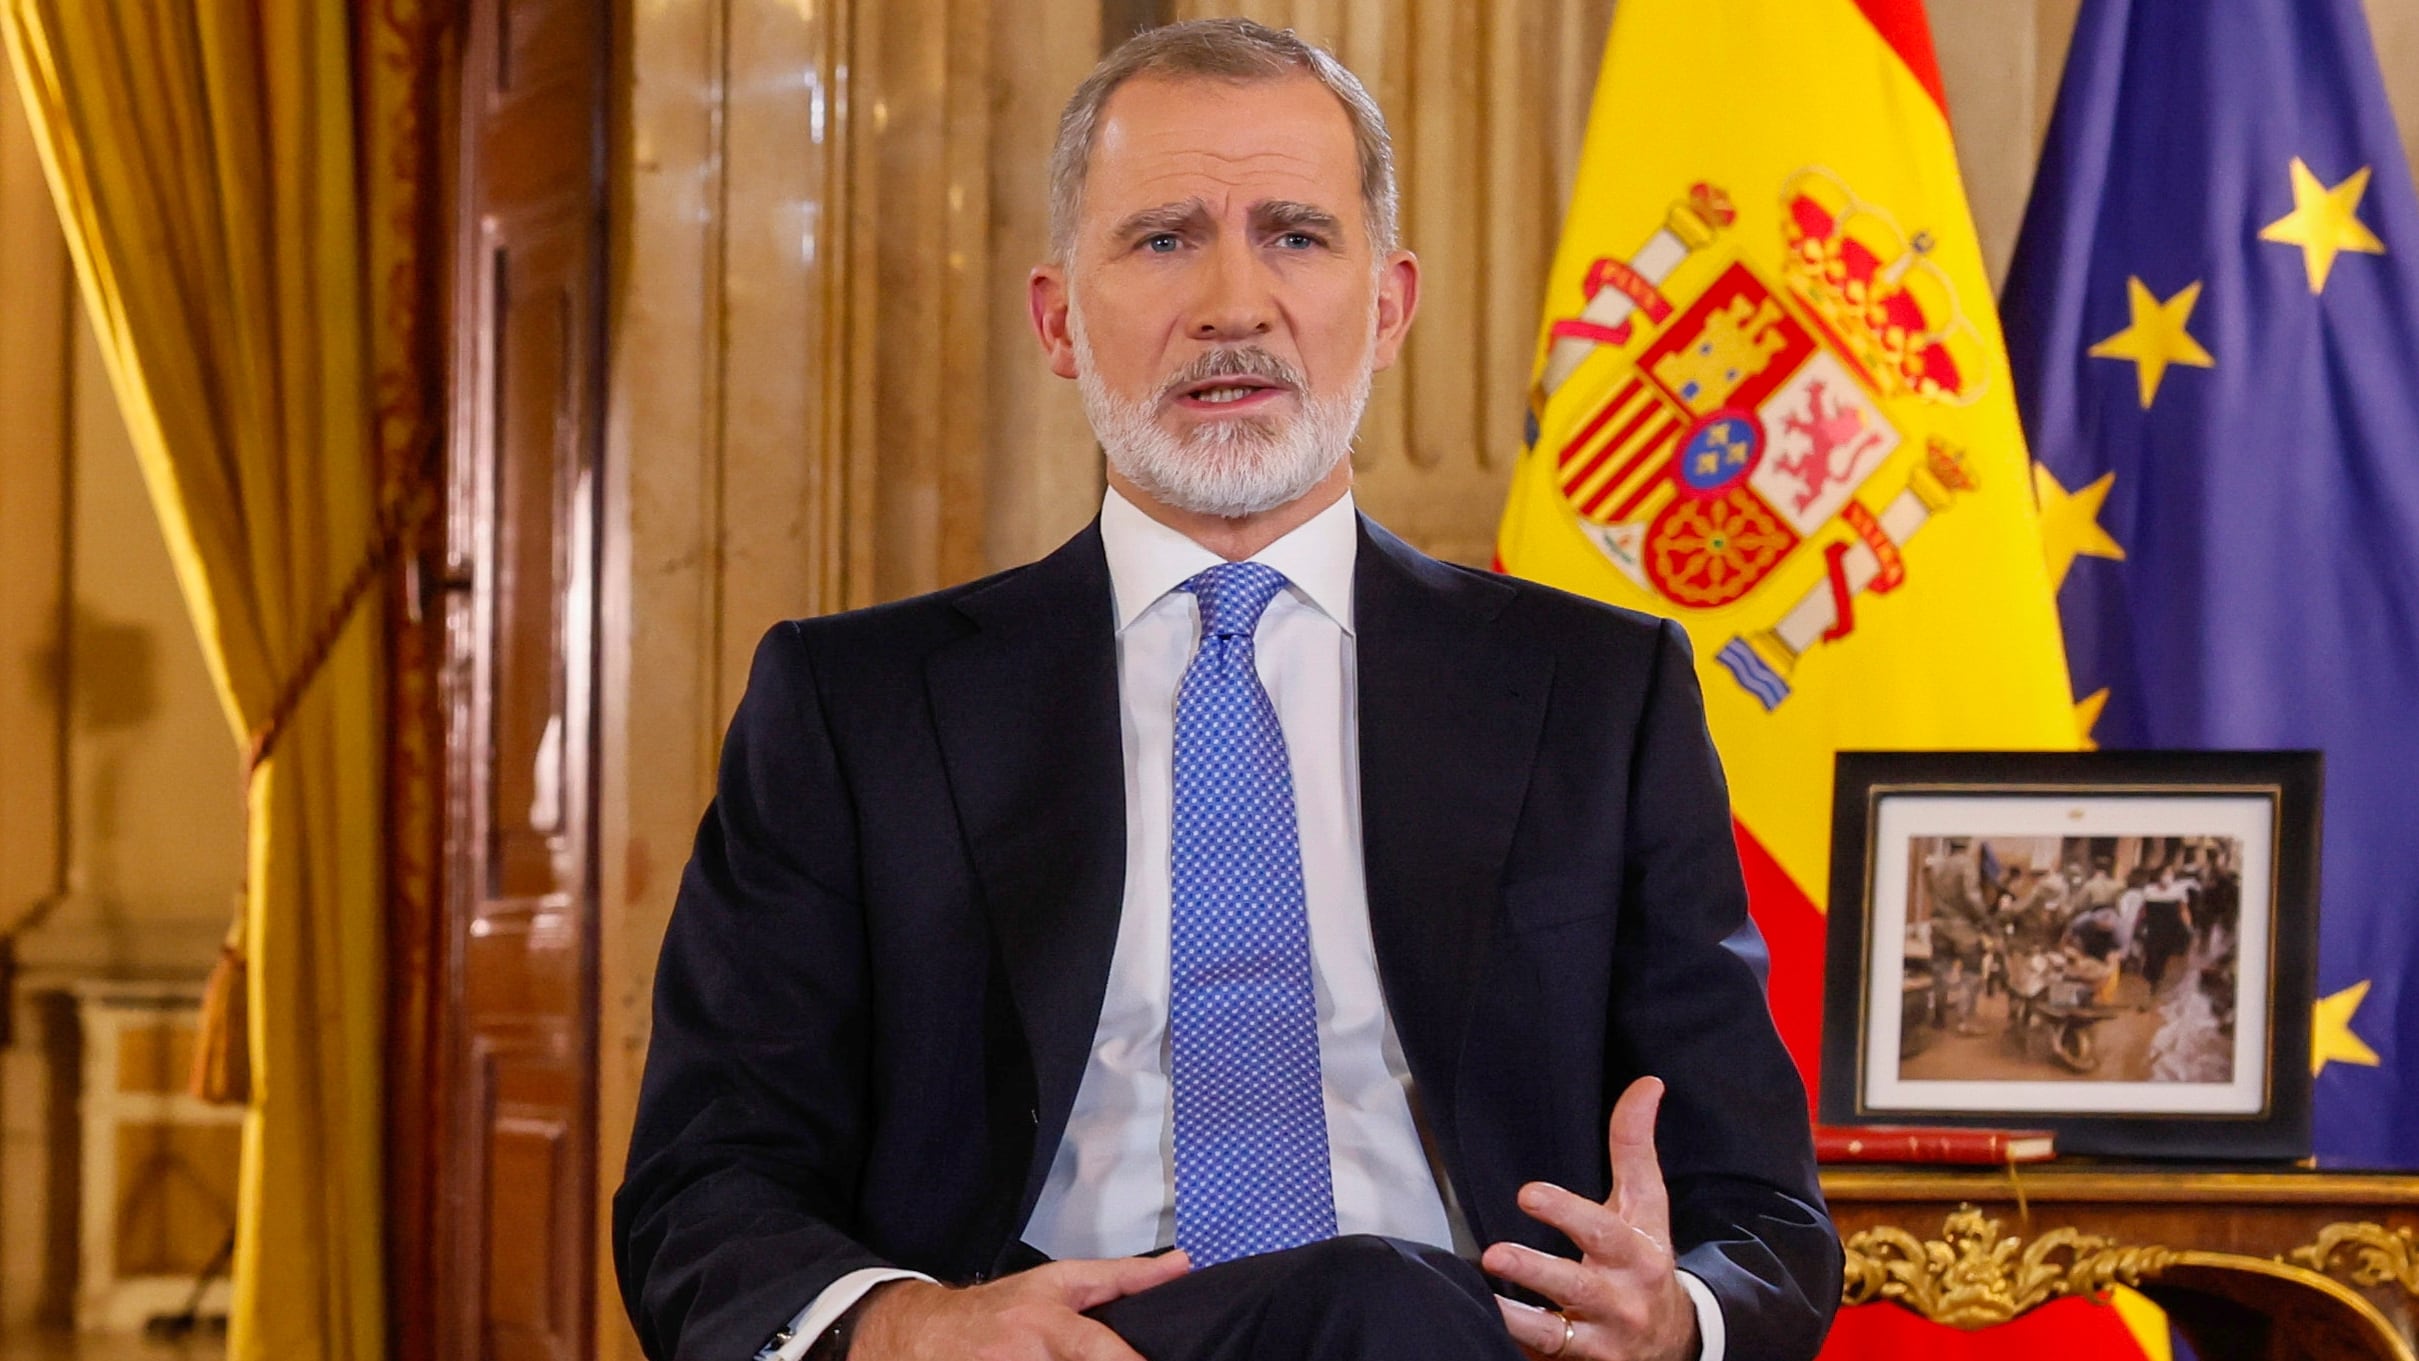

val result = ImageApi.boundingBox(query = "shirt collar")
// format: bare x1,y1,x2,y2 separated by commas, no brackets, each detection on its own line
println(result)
1100,485,1359,636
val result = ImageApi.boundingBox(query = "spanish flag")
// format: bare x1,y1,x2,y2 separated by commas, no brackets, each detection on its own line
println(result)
1494,0,2076,1098
1818,1288,2194,1360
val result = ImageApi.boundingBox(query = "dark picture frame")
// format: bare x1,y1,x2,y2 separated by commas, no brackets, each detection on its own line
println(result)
1819,750,2321,1160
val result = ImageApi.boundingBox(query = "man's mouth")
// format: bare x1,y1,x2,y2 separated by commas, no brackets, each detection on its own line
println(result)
1172,377,1291,411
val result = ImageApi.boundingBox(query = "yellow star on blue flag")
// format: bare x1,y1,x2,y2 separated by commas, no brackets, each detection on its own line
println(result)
2313,981,2381,1076
2260,157,2388,293
2033,465,2126,590
2086,277,2215,408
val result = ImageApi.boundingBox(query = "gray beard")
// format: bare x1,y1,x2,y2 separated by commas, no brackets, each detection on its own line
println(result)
1071,305,1373,519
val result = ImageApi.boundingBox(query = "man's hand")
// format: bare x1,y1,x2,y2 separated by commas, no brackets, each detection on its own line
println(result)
848,1251,1190,1361
1481,1077,1699,1361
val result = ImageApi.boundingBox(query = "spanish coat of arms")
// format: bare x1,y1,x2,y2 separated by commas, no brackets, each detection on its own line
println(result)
1532,172,1990,708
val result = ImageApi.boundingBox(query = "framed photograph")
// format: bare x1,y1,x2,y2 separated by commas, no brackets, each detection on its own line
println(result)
1819,750,2321,1159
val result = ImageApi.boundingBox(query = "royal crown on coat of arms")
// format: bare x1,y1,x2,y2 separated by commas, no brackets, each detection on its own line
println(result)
1532,171,1986,710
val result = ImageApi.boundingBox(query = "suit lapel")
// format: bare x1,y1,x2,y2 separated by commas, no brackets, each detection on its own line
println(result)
1353,517,1553,1161
924,524,1126,1223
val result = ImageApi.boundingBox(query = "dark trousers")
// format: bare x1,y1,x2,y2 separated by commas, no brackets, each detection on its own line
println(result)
1085,1236,1526,1361
2141,902,2190,987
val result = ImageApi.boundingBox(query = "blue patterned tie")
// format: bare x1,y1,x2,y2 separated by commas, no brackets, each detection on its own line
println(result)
1168,561,1337,1266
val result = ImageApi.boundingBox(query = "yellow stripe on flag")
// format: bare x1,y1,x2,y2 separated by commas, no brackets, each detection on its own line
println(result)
2109,1286,2176,1361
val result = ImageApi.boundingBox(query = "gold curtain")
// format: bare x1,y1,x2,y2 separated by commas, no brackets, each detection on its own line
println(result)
0,5,387,1360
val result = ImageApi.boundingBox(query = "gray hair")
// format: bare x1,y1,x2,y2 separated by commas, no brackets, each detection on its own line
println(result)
1047,18,1400,262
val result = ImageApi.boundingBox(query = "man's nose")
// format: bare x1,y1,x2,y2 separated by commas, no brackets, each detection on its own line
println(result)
1188,239,1275,341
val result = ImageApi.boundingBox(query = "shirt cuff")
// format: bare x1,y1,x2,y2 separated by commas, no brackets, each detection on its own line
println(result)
755,1267,935,1360
1675,1269,1726,1361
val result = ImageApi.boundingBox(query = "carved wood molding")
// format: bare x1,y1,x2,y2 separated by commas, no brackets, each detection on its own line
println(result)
2291,1222,2419,1299
1843,1205,2419,1354
1841,1206,2178,1328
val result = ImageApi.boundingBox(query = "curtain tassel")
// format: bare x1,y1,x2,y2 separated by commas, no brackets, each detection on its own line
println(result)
191,934,251,1103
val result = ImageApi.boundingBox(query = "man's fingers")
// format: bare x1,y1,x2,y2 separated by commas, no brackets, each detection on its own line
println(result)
1047,1251,1192,1311
1481,1240,1609,1317
1110,1249,1192,1298
1495,1295,1573,1359
1607,1076,1673,1246
1514,1180,1657,1267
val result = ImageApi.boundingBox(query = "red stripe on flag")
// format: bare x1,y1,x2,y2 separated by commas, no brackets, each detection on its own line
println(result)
1597,420,1685,519
1848,0,1948,114
1564,395,1663,498
1817,1297,2159,1360
1586,421,1682,513
1561,393,1647,494
1734,818,1826,1117
1557,378,1643,468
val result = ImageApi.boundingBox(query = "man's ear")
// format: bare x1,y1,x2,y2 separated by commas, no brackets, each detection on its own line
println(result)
1030,265,1079,380
1371,249,1421,373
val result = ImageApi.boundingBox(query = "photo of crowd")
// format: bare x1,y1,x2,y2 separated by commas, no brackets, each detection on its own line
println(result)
1895,834,2243,1084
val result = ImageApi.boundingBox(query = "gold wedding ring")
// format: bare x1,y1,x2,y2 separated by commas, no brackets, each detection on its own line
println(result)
1547,1308,1576,1356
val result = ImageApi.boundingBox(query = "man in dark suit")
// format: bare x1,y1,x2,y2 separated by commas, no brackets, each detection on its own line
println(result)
615,19,1837,1361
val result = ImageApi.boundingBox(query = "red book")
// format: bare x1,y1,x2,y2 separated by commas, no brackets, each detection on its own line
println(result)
1815,1124,2056,1165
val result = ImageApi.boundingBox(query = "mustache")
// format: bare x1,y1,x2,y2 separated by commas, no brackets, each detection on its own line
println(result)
1156,346,1304,401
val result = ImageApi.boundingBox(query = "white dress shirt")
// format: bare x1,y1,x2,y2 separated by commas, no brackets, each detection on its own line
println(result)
1024,486,1460,1257
764,489,1724,1360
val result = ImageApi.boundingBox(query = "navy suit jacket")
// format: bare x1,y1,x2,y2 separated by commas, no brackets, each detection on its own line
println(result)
613,516,1839,1360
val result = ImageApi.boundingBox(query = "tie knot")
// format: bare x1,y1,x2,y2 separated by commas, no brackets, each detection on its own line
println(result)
1183,561,1290,639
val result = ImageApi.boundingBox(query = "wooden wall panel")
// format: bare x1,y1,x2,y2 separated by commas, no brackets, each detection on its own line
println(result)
853,0,998,602
598,2,728,1350
986,3,1107,572
600,1,1099,1352
716,0,853,635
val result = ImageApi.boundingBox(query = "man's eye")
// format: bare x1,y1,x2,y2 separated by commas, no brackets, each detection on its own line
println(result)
1142,233,1181,253
1277,231,1322,250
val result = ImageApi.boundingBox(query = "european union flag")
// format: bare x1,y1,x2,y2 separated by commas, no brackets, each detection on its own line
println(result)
2005,0,2419,1166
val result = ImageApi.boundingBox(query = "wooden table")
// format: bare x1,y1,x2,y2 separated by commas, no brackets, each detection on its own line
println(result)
1821,1165,2419,1360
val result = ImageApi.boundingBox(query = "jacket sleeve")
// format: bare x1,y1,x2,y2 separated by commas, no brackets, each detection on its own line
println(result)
613,622,897,1360
1609,619,1842,1360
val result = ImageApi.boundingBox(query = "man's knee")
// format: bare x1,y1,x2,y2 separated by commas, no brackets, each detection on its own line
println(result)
1282,1235,1499,1332
1092,1236,1520,1361
1300,1235,1471,1284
